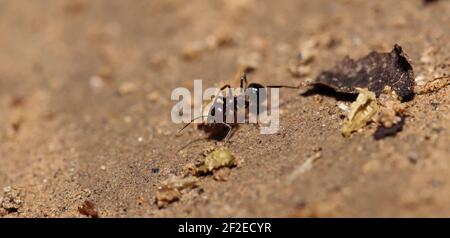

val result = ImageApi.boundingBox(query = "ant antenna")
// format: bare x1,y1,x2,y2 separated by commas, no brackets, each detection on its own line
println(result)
266,85,300,89
176,137,209,153
240,72,248,89
178,115,206,133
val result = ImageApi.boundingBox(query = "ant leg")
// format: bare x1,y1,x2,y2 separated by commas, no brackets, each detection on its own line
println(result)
212,84,232,116
216,84,234,108
212,84,231,103
221,123,234,144
219,84,232,90
240,72,248,90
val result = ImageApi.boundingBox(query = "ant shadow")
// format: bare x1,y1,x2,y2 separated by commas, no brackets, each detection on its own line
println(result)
301,84,415,102
301,85,357,102
177,124,237,153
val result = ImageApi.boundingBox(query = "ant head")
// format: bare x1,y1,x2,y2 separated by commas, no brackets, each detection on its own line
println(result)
247,83,267,104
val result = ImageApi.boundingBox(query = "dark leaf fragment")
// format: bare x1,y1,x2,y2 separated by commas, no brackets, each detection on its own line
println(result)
374,116,405,140
423,0,440,5
315,44,414,100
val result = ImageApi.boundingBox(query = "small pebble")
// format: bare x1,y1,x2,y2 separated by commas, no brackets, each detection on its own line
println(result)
89,75,105,89
118,82,137,95
3,186,12,193
146,91,160,103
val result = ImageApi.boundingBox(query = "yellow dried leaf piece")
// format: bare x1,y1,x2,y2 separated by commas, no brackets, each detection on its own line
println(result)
155,175,198,208
191,148,236,176
160,175,198,190
375,86,405,128
342,88,378,137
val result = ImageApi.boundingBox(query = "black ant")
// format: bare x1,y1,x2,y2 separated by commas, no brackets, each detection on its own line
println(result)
178,73,298,144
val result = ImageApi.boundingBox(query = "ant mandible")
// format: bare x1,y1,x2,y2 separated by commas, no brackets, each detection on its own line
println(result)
179,72,298,144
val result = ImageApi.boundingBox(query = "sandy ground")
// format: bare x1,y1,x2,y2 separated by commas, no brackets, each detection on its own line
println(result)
0,0,449,217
